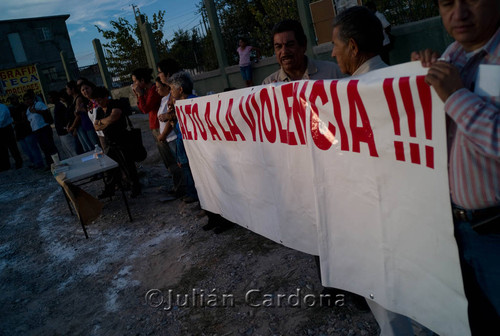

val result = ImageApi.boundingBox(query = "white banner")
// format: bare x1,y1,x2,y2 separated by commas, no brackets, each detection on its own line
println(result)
175,62,469,335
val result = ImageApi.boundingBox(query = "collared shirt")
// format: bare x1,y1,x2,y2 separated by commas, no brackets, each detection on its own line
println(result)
442,27,500,209
0,103,13,128
262,58,343,84
26,101,49,131
137,84,162,130
352,55,387,76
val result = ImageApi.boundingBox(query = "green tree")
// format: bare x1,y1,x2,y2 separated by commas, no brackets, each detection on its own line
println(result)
169,29,196,70
249,0,299,56
150,10,170,61
365,0,439,25
96,10,169,82
198,0,299,65
199,31,218,71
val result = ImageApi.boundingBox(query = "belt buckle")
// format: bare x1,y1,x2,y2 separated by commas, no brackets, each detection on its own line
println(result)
453,208,468,221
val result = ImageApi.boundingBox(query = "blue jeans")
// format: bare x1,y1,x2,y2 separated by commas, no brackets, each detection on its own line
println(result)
77,126,98,152
240,65,252,81
34,125,58,166
19,134,44,167
181,163,197,200
454,215,500,334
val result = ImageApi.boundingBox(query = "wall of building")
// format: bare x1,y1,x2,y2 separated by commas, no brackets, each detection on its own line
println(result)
389,16,453,65
0,15,79,94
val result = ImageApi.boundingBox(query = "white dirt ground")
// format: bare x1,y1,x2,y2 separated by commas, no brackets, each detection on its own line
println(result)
0,114,382,336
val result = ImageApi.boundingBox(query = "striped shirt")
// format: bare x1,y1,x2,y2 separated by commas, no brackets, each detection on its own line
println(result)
441,27,500,209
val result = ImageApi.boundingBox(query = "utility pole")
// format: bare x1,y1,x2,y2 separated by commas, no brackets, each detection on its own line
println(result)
296,0,317,59
203,0,229,88
133,5,159,75
92,39,113,90
60,51,72,81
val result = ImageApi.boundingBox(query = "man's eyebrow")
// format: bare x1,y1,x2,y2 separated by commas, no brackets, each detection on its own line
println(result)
274,40,296,46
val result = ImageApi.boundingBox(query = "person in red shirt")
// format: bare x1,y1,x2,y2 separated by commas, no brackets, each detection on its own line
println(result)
131,67,162,143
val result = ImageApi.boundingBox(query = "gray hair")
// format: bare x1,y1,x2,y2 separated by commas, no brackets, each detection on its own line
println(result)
167,71,193,96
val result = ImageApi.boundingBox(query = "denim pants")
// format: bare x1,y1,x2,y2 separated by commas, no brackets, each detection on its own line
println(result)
0,124,23,170
181,163,197,200
34,125,58,166
77,126,98,152
19,133,44,167
58,134,77,158
454,216,500,334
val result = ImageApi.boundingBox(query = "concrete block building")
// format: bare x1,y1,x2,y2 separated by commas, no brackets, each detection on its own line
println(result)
0,14,79,99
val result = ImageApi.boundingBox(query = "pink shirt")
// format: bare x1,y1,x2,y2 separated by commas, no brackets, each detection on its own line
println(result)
442,27,500,209
237,46,253,67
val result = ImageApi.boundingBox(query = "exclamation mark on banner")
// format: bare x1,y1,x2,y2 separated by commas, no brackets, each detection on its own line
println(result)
416,76,434,169
383,78,405,162
382,76,434,168
399,77,420,164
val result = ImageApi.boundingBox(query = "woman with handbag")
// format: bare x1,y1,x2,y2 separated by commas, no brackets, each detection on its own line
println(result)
92,86,141,199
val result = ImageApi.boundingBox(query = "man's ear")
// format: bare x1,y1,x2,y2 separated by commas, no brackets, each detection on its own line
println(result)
348,38,359,57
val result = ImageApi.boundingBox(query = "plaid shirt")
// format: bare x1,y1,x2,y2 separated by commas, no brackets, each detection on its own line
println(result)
442,27,500,209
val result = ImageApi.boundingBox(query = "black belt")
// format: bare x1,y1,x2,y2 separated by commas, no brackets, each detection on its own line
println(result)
452,204,500,234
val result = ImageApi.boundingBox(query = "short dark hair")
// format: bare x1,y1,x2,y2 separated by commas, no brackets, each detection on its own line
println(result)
78,79,96,92
48,90,59,100
271,19,307,48
92,86,110,99
23,90,35,100
131,68,153,82
66,80,78,91
155,76,166,87
333,6,383,55
76,76,89,83
157,59,181,78
59,89,70,103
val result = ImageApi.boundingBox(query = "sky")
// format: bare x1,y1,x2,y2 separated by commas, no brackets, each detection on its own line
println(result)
0,0,203,67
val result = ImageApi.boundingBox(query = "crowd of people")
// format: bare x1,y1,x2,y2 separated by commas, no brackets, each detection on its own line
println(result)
0,0,498,334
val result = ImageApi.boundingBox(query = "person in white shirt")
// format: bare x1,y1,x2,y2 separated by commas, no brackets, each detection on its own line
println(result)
23,92,58,167
155,77,185,198
0,103,23,171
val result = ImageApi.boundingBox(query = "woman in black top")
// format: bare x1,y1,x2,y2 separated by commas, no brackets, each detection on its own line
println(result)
92,86,141,198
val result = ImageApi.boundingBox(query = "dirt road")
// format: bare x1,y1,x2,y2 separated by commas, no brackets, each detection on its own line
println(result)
0,114,379,335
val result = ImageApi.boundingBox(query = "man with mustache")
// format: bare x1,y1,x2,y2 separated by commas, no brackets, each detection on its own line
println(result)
412,0,500,334
262,19,343,84
262,17,365,313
